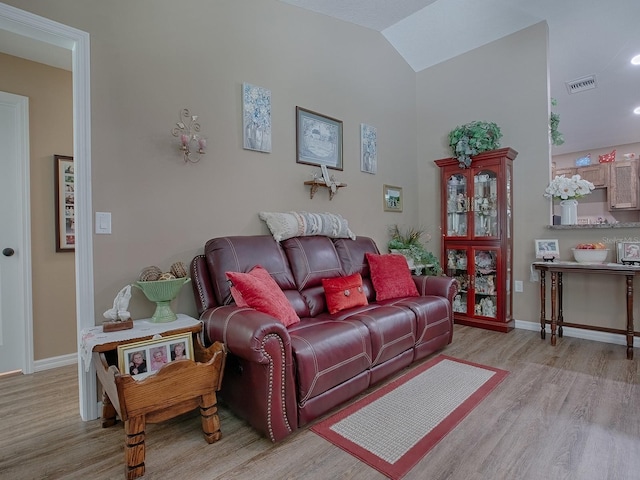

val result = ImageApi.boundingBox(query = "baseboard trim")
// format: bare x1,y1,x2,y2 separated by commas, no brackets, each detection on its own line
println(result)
515,320,640,348
34,353,77,372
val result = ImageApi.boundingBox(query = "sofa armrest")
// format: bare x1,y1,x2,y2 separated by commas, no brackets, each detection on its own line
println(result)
413,275,457,304
201,306,292,363
199,305,297,442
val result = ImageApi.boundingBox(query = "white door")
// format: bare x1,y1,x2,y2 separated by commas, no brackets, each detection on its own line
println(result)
0,91,31,375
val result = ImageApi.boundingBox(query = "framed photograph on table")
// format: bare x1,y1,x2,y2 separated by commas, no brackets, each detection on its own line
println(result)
534,239,560,259
296,106,343,170
54,155,75,252
383,184,403,212
117,332,194,379
619,241,640,264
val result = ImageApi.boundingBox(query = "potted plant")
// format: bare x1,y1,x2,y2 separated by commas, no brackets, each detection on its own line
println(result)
387,225,442,276
448,120,502,168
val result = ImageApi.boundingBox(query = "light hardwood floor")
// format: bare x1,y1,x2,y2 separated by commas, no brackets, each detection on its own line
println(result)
1,326,638,480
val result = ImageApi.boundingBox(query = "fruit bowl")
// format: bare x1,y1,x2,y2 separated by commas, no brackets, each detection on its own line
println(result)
572,248,609,264
133,277,191,322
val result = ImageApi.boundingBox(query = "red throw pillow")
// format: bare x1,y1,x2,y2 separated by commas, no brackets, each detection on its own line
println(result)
322,273,368,314
365,253,419,301
226,266,300,327
229,285,249,307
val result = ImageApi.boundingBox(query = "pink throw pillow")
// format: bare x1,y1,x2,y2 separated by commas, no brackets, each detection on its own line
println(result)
365,253,419,301
226,266,300,327
322,273,368,314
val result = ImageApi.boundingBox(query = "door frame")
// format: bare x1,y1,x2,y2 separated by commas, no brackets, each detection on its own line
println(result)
0,3,97,420
0,91,31,375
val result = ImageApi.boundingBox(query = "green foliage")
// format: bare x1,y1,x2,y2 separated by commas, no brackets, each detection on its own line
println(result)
387,225,442,276
550,98,564,146
448,121,502,168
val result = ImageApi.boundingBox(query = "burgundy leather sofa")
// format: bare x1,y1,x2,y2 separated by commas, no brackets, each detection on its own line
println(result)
190,235,456,442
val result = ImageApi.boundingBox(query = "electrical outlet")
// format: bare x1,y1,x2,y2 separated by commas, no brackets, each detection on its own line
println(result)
514,280,523,292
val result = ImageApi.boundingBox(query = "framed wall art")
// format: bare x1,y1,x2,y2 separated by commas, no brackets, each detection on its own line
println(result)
117,332,194,380
534,239,560,259
296,106,343,170
360,123,377,174
242,82,272,153
54,154,75,252
383,184,403,212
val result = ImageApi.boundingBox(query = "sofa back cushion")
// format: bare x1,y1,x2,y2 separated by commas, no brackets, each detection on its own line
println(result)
282,236,343,317
333,236,379,301
204,236,309,315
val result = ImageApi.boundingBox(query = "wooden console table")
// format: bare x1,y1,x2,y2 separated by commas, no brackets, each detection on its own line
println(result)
533,261,640,359
81,316,226,479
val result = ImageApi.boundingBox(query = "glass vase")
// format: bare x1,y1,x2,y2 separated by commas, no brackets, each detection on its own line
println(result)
560,199,578,225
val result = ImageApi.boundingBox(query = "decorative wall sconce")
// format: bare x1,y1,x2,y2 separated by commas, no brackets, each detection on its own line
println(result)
171,108,207,163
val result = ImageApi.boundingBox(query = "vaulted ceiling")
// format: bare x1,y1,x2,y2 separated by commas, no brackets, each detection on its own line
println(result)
282,0,640,155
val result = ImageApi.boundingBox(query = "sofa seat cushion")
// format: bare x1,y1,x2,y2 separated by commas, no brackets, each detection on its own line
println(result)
340,305,416,367
382,296,451,346
288,317,372,404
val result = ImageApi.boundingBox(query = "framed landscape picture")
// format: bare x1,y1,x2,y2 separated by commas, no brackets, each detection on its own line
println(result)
383,184,403,212
54,155,75,252
296,106,343,170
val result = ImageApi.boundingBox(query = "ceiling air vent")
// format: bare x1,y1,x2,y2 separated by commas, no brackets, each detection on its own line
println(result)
565,75,597,94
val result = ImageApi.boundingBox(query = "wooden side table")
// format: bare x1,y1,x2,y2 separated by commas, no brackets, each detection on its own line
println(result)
86,317,226,479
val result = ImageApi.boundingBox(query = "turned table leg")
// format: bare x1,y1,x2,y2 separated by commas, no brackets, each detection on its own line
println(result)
200,392,222,443
124,415,146,480
626,275,635,360
558,272,564,338
539,269,546,339
101,391,117,428
550,271,558,346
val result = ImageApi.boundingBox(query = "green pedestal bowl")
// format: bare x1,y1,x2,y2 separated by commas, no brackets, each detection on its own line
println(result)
133,277,191,323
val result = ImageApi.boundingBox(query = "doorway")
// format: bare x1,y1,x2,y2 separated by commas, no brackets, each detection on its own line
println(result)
0,3,96,420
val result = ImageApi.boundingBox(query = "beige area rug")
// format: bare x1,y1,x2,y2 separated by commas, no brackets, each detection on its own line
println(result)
311,355,509,479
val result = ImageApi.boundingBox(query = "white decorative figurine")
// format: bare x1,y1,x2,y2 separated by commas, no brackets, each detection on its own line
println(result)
103,285,132,321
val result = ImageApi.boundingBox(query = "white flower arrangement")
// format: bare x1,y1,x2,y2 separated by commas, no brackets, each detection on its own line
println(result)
544,174,595,200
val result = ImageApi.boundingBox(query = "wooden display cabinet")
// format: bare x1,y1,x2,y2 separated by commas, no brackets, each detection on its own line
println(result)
435,147,517,332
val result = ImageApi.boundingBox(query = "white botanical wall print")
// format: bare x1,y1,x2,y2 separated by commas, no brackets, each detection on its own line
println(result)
243,83,272,153
360,123,377,174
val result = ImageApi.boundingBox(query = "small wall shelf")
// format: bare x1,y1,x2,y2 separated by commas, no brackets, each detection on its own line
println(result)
304,180,347,200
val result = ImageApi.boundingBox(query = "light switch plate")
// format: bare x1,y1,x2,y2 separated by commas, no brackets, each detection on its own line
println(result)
95,212,111,234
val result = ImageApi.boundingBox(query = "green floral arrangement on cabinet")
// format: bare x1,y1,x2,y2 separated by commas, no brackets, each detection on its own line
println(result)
448,120,502,168
387,225,442,276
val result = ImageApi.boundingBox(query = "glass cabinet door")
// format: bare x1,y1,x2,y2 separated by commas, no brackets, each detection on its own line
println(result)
445,173,468,237
472,247,499,319
473,169,498,238
446,247,469,315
